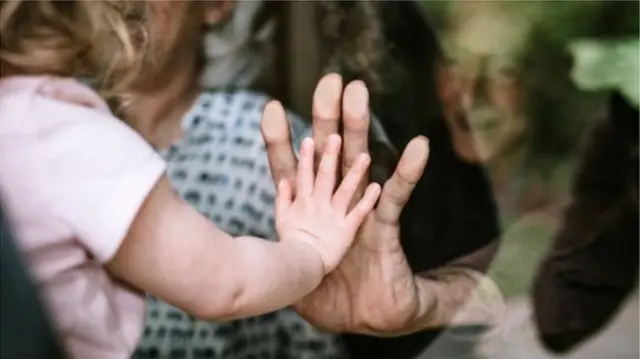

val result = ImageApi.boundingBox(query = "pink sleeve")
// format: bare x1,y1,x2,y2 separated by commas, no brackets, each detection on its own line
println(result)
27,96,165,262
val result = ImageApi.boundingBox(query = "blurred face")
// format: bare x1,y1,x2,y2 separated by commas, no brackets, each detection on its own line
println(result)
147,1,197,63
452,48,525,162
136,0,234,86
442,5,532,163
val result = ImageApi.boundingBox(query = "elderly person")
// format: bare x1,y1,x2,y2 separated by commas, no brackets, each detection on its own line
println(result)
38,1,502,359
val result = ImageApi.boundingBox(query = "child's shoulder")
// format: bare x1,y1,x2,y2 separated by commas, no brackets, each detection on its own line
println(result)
0,76,112,136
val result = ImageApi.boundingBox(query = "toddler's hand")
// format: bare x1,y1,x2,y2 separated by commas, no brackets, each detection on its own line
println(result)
275,134,381,273
37,77,111,114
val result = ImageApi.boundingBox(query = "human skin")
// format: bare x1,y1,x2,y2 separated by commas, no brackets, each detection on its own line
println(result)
40,0,503,336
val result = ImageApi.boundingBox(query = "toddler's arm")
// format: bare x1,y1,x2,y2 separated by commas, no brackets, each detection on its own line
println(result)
108,132,379,321
34,78,380,320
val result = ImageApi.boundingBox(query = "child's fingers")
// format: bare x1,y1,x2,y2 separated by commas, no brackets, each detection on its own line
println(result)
296,138,315,197
331,153,371,213
313,134,341,200
275,179,292,214
346,183,381,227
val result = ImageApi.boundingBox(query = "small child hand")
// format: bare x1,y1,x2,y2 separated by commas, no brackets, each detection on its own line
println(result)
275,134,381,273
37,77,111,114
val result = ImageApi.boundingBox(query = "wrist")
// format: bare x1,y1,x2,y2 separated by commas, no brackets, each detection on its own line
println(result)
280,238,326,285
414,268,505,330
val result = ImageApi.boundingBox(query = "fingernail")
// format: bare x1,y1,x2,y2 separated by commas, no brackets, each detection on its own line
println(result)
314,75,342,119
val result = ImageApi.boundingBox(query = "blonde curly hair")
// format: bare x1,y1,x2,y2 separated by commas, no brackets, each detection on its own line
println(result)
0,0,149,100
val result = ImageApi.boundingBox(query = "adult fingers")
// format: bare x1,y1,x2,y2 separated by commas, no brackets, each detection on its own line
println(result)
375,136,429,226
261,100,298,188
341,80,371,202
312,73,343,171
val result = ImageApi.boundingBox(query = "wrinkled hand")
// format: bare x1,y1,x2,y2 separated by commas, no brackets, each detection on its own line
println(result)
261,74,430,335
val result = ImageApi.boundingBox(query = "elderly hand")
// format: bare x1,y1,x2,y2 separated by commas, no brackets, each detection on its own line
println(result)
261,74,431,335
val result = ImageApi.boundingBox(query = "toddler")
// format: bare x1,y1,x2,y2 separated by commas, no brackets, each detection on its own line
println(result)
0,73,379,359
0,2,379,356
0,0,383,352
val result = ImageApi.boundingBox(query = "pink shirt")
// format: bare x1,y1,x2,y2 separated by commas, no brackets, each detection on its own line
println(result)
0,76,166,358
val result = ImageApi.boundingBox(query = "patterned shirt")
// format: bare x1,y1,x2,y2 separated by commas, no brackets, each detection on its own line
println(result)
133,90,346,359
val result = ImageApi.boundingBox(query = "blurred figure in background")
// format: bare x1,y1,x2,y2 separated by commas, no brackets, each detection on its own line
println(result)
33,2,503,359
532,0,639,352
533,90,638,354
425,1,639,358
432,0,598,218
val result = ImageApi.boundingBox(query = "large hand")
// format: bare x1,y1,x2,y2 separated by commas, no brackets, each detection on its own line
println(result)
261,74,430,335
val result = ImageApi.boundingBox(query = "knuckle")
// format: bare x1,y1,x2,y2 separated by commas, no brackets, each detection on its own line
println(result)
382,182,410,205
374,209,398,226
342,154,357,167
395,169,419,187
